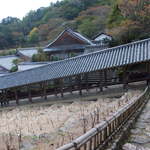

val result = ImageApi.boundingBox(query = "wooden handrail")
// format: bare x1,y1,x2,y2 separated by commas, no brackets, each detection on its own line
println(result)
57,87,149,150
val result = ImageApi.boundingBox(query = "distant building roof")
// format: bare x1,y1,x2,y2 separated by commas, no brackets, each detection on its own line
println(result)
0,38,149,90
18,61,50,71
17,48,38,58
44,29,94,53
0,55,19,70
93,33,112,41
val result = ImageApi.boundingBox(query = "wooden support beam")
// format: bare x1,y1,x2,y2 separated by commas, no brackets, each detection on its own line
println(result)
43,82,47,100
99,71,103,92
69,77,73,94
4,90,9,105
78,75,82,96
104,70,107,87
28,86,32,103
60,79,64,98
40,83,44,98
15,89,19,105
54,80,58,97
122,67,128,90
146,62,150,85
85,73,89,92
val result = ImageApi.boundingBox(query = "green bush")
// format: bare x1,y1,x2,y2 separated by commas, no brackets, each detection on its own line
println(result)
10,66,18,72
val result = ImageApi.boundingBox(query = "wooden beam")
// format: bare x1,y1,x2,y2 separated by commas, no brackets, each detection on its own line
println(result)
28,86,32,103
85,73,89,92
78,75,82,96
43,82,47,100
104,70,107,87
69,77,73,94
15,89,19,105
4,90,9,105
146,62,150,85
40,83,44,98
99,71,103,92
122,67,128,90
60,79,64,98
54,80,58,97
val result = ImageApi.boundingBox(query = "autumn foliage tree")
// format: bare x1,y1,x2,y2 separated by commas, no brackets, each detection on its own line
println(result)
108,0,150,45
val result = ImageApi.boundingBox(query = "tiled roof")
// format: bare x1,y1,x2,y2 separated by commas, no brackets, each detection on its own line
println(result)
0,38,149,90
18,62,50,71
45,29,94,49
0,55,19,70
17,48,38,58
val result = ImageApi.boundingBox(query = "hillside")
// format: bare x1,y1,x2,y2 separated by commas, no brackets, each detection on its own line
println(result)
0,0,149,49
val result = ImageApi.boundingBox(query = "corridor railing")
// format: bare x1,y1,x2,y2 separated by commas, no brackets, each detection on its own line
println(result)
57,87,149,150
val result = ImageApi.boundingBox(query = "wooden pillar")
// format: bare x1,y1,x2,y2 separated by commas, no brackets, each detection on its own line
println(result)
4,90,9,105
60,78,64,98
54,80,58,97
28,86,32,103
40,83,44,98
15,89,19,105
99,71,103,92
78,75,82,96
69,77,73,94
146,62,150,85
43,82,47,100
104,70,107,87
123,67,128,90
85,73,89,92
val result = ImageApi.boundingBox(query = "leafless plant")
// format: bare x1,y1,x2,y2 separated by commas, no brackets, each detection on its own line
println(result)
90,112,96,128
80,107,88,134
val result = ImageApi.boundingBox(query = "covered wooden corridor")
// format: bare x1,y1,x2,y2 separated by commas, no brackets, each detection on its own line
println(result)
0,38,150,106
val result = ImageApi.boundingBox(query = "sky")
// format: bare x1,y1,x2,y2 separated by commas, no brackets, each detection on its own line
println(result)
0,0,59,20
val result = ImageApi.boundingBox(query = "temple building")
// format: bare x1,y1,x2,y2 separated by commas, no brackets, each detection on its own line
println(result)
44,29,94,60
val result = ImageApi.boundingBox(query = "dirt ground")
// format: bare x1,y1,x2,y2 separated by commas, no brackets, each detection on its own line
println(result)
0,83,145,150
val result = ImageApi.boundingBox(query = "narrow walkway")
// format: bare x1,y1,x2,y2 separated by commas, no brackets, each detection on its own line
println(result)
124,99,150,149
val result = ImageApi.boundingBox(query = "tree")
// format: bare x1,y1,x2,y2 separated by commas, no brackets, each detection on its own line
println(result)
28,27,39,44
32,48,49,62
107,4,124,28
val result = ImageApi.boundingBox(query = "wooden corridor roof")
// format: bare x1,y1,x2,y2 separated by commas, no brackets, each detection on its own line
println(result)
0,38,150,90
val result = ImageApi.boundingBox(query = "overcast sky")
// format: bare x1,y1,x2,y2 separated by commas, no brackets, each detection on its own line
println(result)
0,0,59,20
